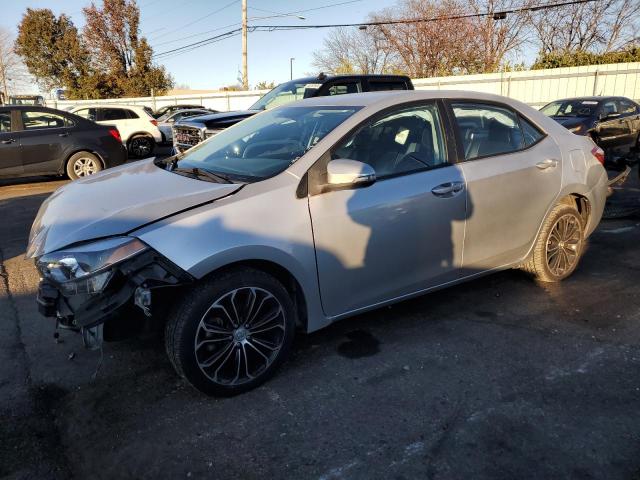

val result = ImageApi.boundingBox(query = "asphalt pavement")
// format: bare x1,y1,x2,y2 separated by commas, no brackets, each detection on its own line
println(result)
1,163,639,480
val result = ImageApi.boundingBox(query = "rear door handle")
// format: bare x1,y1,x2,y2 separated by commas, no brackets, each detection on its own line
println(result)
432,181,465,197
1,139,15,144
58,132,70,137
536,159,558,170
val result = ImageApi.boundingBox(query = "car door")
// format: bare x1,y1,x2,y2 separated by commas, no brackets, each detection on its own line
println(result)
595,99,628,150
19,110,72,175
0,109,23,177
308,101,467,317
448,101,562,269
616,98,639,149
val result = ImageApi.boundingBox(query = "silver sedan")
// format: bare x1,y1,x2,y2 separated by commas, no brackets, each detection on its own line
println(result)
28,91,608,395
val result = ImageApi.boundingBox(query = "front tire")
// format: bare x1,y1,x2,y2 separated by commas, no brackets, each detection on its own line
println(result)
66,151,102,180
165,268,296,396
522,204,585,282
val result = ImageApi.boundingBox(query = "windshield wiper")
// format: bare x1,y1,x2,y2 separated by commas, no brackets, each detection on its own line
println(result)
172,167,233,184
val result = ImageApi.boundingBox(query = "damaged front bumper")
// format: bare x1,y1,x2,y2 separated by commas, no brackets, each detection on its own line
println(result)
36,248,193,342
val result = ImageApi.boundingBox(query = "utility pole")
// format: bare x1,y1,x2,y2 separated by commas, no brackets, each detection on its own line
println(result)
290,57,294,80
241,0,248,90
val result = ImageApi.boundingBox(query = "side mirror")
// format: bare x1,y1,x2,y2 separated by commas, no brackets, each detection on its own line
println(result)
327,159,376,188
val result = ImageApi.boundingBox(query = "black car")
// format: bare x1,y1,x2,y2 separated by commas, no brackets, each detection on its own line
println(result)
0,106,127,180
173,74,414,152
153,104,214,119
541,96,640,169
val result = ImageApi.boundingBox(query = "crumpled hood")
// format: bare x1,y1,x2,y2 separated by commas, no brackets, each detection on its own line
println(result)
27,159,241,258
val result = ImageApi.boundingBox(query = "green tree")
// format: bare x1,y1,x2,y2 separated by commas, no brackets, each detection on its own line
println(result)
15,1,172,99
532,47,640,69
15,8,94,97
83,0,173,97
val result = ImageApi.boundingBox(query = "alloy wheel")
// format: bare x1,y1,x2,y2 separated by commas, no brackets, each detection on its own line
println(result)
131,137,151,157
73,157,99,177
194,287,286,386
546,213,582,277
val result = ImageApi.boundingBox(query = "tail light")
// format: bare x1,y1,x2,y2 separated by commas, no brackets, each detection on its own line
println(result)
150,119,158,126
590,146,605,166
108,128,121,142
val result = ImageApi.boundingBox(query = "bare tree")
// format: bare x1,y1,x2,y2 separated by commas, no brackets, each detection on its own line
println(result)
0,27,31,98
312,27,398,74
370,0,486,78
529,0,640,54
469,0,532,72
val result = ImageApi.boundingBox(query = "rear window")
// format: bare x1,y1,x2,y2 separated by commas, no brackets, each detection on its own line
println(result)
367,80,408,91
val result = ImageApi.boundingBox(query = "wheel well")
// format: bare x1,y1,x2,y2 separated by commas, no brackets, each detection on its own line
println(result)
558,194,590,227
64,150,105,173
205,260,308,331
126,132,155,145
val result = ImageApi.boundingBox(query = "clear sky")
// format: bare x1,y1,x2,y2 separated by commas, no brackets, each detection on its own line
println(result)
3,0,399,92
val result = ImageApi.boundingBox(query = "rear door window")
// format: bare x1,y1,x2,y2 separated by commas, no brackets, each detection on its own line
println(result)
451,102,524,160
74,108,97,121
325,82,360,96
21,111,69,130
98,108,129,121
618,99,638,115
0,111,11,133
519,116,545,147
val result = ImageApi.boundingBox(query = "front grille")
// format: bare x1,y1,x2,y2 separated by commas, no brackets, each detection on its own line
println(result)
173,126,203,148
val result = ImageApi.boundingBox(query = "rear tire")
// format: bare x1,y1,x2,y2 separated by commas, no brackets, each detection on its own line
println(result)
128,135,155,158
521,204,585,282
66,151,102,180
165,268,296,396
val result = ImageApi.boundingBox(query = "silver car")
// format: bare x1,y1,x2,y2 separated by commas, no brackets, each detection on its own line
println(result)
28,91,608,395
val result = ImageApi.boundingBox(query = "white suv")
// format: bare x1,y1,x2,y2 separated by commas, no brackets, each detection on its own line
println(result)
70,105,163,158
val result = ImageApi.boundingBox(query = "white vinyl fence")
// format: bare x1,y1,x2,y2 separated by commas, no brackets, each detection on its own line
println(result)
51,62,640,112
412,62,640,108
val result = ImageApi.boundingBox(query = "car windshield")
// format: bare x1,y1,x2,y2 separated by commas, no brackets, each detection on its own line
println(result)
172,105,360,183
249,80,321,111
540,99,598,117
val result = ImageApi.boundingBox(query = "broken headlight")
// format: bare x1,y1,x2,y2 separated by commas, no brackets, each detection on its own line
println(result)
36,237,148,295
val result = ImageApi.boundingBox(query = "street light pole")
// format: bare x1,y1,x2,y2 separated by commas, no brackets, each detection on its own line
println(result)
290,57,295,80
241,0,248,90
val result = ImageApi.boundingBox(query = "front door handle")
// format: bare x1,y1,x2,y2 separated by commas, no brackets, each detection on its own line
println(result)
432,181,465,197
536,159,558,170
1,139,15,144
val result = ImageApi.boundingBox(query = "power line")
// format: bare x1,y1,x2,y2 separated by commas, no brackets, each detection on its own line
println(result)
148,0,240,40
249,0,365,17
150,0,364,48
252,0,597,30
153,0,597,60
154,29,242,58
